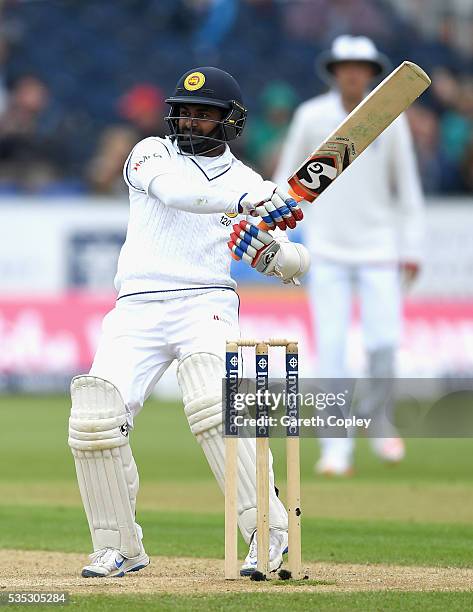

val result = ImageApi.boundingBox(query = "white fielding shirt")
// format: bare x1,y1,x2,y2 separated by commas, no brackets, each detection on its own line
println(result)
273,91,425,264
119,136,263,299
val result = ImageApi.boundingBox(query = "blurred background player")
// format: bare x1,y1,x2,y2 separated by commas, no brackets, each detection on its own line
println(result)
274,35,425,476
68,66,309,578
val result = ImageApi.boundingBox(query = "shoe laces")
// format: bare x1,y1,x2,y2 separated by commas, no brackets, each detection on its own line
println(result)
89,548,120,568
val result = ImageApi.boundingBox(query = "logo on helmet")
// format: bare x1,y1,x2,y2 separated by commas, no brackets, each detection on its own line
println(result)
184,72,206,91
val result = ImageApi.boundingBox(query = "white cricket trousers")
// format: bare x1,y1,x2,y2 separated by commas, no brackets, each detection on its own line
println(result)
88,288,289,541
307,256,402,461
89,289,240,424
308,257,402,376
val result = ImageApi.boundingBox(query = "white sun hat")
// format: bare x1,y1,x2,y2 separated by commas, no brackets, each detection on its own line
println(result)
317,35,391,84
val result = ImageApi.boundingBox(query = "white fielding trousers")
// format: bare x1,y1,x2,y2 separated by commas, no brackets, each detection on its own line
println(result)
307,257,402,461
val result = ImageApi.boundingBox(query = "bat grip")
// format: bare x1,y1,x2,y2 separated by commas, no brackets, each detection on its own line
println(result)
287,187,305,202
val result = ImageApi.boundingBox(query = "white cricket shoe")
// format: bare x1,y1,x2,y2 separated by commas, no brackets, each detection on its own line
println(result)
316,438,354,476
315,454,354,476
370,437,405,463
81,547,150,578
240,528,288,576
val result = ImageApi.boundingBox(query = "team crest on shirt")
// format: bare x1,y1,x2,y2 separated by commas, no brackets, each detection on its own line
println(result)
184,72,206,91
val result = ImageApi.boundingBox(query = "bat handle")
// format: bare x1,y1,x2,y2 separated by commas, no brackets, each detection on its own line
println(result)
287,187,305,202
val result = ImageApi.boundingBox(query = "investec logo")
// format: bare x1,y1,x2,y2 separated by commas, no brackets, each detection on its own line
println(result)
286,363,299,435
256,357,268,370
256,356,268,394
225,357,239,435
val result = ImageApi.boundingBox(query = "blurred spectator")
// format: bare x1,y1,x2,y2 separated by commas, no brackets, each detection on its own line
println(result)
461,139,473,192
0,1,472,196
0,75,66,193
426,67,473,191
407,105,459,193
245,81,298,177
430,67,461,113
440,79,473,165
0,34,10,115
282,0,391,44
86,125,138,197
190,0,238,60
117,84,166,139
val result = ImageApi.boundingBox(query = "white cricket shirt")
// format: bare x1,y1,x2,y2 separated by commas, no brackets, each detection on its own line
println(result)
274,91,425,264
118,136,262,300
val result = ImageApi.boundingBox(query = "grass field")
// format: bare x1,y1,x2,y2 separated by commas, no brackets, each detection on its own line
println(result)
1,394,472,610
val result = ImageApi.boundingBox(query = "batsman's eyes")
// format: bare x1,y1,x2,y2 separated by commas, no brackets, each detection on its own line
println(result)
180,111,211,120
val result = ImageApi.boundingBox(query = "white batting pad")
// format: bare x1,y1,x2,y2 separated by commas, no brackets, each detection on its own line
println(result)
68,376,143,559
177,353,288,543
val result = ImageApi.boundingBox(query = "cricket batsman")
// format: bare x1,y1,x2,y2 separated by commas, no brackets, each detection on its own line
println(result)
68,67,310,577
274,36,425,475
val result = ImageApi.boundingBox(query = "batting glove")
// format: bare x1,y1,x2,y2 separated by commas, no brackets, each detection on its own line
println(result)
228,220,310,284
228,220,274,266
237,181,303,231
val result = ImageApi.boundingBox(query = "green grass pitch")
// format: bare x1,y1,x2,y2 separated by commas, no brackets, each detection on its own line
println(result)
0,394,472,610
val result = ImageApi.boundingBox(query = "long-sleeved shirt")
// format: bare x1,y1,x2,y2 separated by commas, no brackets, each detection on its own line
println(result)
274,90,425,264
119,136,262,299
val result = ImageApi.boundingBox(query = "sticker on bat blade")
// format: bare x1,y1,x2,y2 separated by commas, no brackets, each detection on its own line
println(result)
289,141,353,202
297,156,338,191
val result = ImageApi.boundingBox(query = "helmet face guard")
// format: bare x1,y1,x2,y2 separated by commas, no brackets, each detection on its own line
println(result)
165,100,247,156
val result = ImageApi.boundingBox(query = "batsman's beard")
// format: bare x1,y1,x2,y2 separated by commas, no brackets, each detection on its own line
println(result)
177,124,225,155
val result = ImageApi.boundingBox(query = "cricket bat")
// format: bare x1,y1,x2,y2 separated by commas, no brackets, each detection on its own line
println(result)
288,61,431,202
